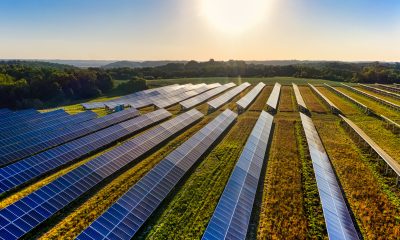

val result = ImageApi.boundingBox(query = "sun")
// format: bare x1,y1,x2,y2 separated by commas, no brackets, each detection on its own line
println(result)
200,0,270,34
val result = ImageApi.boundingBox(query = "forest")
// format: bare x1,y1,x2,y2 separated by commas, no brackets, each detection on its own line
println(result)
0,60,399,109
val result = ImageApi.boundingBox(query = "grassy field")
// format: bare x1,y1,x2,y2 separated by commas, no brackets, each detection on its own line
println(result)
355,86,400,106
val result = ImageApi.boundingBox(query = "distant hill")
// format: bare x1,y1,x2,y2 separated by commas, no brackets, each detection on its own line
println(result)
0,60,75,69
102,60,188,69
46,60,115,68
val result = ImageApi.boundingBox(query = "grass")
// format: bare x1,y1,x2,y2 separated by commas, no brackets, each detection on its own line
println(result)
278,86,295,112
256,119,308,239
140,113,259,240
316,87,360,115
248,86,272,112
298,86,328,113
314,118,400,239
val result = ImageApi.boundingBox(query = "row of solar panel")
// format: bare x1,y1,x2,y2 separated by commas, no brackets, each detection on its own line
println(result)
323,84,372,115
308,83,341,114
292,83,308,114
203,110,274,240
180,83,236,110
0,109,69,133
0,109,204,239
375,84,400,93
81,84,179,109
341,83,400,111
340,114,400,177
0,109,39,125
0,108,140,166
265,82,281,113
77,109,237,240
236,82,265,112
154,84,221,109
208,83,251,111
0,111,97,146
359,84,400,100
300,113,359,240
0,109,172,195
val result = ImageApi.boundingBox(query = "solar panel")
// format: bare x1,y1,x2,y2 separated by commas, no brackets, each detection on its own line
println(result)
0,109,39,124
308,84,341,114
0,109,68,133
236,82,265,113
0,109,11,117
202,111,274,240
180,83,234,110
299,113,359,240
0,109,172,195
324,84,372,115
375,84,400,93
0,109,203,239
77,109,237,240
0,108,140,166
379,115,400,134
153,84,220,109
340,114,400,180
0,111,97,147
292,83,308,114
208,83,251,111
359,84,400,100
265,82,281,113
341,83,400,111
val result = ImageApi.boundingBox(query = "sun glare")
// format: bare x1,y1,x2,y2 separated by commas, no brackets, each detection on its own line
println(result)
200,0,270,34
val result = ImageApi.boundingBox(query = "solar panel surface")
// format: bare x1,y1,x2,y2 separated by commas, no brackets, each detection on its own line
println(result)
77,109,237,240
180,83,234,110
208,83,251,110
236,82,265,112
202,111,273,240
266,82,281,112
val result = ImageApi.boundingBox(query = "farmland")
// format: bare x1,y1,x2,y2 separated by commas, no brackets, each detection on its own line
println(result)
0,80,399,240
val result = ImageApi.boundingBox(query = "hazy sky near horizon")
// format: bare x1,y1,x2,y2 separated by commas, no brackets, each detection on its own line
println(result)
0,0,399,61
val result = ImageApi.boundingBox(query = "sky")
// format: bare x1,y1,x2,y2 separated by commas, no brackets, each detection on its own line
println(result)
0,0,399,61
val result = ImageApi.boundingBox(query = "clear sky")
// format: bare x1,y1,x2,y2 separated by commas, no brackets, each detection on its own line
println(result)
0,0,399,61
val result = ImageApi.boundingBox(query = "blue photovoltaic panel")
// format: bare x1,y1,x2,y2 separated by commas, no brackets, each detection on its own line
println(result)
77,109,237,240
0,109,39,124
266,82,281,112
0,109,203,239
208,83,251,111
202,111,274,240
0,111,97,147
0,109,68,132
0,108,11,117
0,108,140,166
236,82,265,112
300,113,359,240
0,109,172,194
180,83,235,110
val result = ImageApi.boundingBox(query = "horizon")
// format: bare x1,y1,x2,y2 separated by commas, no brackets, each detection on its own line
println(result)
1,0,399,61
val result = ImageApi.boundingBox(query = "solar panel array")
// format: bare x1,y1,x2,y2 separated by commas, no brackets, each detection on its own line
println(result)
0,108,140,166
0,109,203,239
341,83,400,111
77,109,237,240
0,111,97,146
380,115,400,134
324,84,372,115
153,84,221,109
0,109,39,124
236,82,265,113
180,83,236,110
208,83,251,111
340,114,400,179
265,82,281,113
308,83,341,114
0,109,172,194
292,83,308,113
0,108,11,116
203,111,274,240
359,84,400,100
375,84,400,93
300,113,359,240
81,84,179,109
